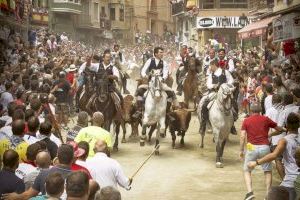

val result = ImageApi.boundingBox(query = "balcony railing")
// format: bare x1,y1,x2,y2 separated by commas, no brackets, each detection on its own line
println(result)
51,2,82,14
31,12,49,25
77,14,101,29
111,20,126,30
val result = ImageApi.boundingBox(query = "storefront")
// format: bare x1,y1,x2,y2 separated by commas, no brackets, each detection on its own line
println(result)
197,15,253,50
273,12,300,56
238,16,279,51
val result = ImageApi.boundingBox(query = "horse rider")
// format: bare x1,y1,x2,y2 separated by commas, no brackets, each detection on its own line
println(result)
217,48,229,70
175,45,189,96
199,58,234,135
95,50,123,105
111,44,130,94
176,46,201,96
203,48,216,75
133,46,180,118
75,55,100,110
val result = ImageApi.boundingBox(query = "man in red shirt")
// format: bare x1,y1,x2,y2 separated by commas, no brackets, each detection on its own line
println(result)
239,103,284,200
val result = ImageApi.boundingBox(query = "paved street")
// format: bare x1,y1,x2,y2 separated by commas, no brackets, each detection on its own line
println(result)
113,114,279,200
102,79,280,200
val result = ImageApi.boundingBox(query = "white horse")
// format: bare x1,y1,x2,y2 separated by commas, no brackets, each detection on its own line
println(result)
140,70,168,155
197,83,234,168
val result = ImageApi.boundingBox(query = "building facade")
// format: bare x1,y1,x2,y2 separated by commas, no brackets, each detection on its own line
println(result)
196,0,251,50
124,0,175,43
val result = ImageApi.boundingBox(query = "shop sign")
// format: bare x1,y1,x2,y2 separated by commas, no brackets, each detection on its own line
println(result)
196,16,253,29
273,12,300,42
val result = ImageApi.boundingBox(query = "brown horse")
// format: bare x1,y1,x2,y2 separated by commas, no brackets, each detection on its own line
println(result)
183,57,200,109
78,74,94,115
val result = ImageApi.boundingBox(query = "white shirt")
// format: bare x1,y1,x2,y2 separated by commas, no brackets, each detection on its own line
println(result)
36,132,62,147
0,91,14,110
0,115,12,126
79,62,100,74
15,163,36,180
207,68,234,90
265,104,285,145
228,59,235,73
278,104,300,127
103,62,120,79
141,57,169,80
23,134,39,145
86,152,130,190
0,125,12,138
264,95,273,112
47,40,57,50
75,160,90,171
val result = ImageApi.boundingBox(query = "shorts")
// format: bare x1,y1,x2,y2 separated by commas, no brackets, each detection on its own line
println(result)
56,103,69,115
270,145,283,160
244,144,272,172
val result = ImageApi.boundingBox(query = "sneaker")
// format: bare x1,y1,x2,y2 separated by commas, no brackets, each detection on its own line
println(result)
244,192,255,200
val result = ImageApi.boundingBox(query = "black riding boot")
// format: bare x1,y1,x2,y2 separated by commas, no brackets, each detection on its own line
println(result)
231,125,237,135
200,100,209,134
176,83,183,96
122,78,130,94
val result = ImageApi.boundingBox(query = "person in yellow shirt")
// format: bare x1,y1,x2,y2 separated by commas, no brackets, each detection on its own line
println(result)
75,112,112,157
0,119,29,162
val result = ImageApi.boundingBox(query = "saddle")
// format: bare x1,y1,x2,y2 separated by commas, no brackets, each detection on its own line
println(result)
206,92,217,110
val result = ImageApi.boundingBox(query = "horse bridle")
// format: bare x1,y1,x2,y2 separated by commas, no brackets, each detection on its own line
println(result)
217,86,233,113
149,75,162,97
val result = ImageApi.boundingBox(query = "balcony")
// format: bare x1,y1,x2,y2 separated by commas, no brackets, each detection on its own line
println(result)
109,0,122,4
77,14,101,30
111,20,126,30
31,12,49,25
51,1,82,14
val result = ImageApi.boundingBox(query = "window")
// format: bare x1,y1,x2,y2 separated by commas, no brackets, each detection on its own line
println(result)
119,8,124,21
54,0,81,4
150,0,157,11
220,0,248,8
185,20,189,31
110,8,115,20
93,2,99,21
201,0,215,9
101,6,106,18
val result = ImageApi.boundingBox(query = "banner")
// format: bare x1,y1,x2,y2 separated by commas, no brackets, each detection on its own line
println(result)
197,16,253,29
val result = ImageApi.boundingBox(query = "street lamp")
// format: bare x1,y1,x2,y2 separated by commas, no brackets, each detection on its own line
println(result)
238,13,249,27
222,16,229,28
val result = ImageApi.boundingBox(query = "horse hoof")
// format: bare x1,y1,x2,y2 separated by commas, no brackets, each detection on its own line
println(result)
155,150,159,155
160,133,166,138
216,162,224,168
121,139,126,143
199,144,204,148
140,141,145,147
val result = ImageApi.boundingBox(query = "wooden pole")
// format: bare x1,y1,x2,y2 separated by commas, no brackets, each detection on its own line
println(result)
130,145,160,179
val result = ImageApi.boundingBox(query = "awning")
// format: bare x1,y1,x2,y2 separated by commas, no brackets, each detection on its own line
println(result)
238,15,279,39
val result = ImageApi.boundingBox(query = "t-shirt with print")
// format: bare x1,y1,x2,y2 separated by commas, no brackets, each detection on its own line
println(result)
32,166,72,195
53,80,70,104
0,135,29,162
